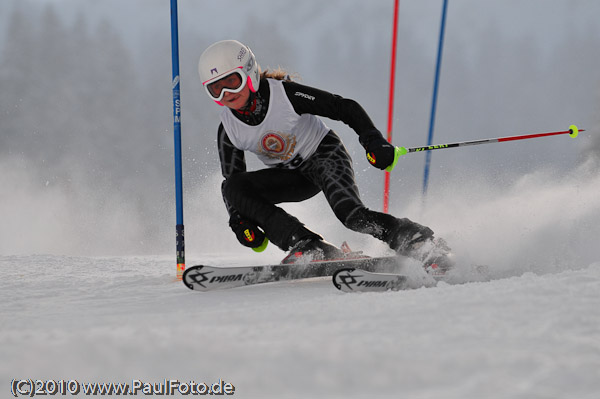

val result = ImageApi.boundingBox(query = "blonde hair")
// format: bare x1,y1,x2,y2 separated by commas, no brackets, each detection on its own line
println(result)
260,66,299,82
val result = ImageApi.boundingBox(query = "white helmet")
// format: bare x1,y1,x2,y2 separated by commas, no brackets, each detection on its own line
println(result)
198,40,260,105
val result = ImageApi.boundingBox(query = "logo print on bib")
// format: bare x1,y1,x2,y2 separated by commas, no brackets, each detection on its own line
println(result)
258,131,297,162
262,133,285,153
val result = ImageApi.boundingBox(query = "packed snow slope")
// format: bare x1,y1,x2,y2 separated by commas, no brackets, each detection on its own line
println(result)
1,257,599,399
2,161,600,398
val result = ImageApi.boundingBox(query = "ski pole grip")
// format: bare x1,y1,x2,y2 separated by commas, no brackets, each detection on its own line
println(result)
385,147,408,172
252,237,269,253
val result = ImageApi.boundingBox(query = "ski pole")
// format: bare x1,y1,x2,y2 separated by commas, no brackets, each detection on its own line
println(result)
385,125,582,171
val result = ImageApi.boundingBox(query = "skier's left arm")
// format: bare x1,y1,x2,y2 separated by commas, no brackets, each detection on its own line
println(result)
282,81,396,170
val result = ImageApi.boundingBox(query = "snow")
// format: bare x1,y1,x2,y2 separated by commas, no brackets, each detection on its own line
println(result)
2,250,599,398
2,161,600,398
2,161,600,399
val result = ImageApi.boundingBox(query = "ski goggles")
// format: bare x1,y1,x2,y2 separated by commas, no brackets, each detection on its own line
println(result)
203,68,247,102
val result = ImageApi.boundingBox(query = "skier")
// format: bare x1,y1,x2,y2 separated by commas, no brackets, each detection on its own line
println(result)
198,39,450,268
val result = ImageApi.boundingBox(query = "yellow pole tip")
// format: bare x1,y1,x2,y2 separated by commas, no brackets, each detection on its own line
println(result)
568,125,579,138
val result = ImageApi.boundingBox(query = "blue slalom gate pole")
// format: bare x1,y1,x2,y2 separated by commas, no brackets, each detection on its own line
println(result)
170,0,185,280
422,0,449,196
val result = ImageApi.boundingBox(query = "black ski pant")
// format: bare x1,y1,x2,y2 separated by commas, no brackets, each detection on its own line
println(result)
221,131,403,250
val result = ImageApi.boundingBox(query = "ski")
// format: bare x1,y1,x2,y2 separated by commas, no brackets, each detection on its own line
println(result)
332,268,409,293
182,255,406,292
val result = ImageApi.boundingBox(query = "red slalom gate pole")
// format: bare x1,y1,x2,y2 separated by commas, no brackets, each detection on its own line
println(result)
384,0,400,214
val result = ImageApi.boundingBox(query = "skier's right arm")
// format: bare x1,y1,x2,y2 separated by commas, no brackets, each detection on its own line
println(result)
217,125,267,251
218,123,246,219
218,123,246,179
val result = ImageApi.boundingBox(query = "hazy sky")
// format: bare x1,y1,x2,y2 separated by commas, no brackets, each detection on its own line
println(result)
1,0,599,256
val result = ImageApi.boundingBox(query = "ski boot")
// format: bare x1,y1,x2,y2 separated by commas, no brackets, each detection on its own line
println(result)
386,218,454,280
418,238,455,281
281,236,345,264
386,218,434,255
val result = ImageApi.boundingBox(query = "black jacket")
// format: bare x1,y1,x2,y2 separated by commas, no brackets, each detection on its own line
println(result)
217,78,383,180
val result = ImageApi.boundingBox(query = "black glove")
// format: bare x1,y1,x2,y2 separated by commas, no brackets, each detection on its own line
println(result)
360,130,396,170
229,217,268,250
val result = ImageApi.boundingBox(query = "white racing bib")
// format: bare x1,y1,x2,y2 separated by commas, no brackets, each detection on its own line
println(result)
220,79,330,168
